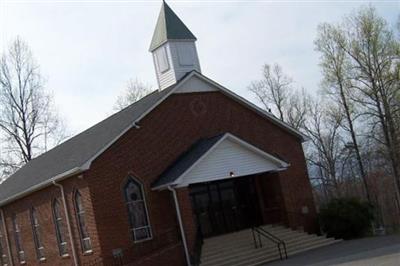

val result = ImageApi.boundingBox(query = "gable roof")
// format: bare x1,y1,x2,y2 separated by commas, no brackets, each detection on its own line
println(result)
152,133,289,190
0,71,306,206
133,71,308,141
0,85,175,206
152,134,225,189
149,1,197,52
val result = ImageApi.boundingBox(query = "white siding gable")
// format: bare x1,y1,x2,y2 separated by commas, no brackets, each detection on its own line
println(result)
176,135,288,187
174,74,218,93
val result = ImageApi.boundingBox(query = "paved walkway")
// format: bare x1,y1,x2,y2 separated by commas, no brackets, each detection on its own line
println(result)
266,235,400,266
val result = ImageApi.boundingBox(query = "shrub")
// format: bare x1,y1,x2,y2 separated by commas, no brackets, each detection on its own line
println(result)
319,198,374,239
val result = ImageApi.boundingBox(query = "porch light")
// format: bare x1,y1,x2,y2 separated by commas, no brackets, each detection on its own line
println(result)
229,171,235,177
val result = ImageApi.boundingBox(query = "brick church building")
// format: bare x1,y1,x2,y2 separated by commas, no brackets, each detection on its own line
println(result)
0,2,319,266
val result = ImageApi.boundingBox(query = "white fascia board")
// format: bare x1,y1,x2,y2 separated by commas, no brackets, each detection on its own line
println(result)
1,120,140,206
134,71,197,124
176,167,288,188
151,183,174,191
0,167,83,207
80,121,140,170
189,73,308,142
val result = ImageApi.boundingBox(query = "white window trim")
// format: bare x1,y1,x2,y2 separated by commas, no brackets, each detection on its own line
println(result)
0,229,8,266
155,46,170,73
31,208,46,260
124,177,153,243
177,43,195,67
18,250,25,264
53,200,69,256
12,216,25,263
74,191,92,253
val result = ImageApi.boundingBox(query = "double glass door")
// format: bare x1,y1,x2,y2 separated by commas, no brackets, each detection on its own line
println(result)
190,177,261,238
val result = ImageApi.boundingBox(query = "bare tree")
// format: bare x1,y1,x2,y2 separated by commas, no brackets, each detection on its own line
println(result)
114,79,154,111
286,88,311,131
249,64,291,121
304,99,345,198
248,63,309,130
0,37,66,174
335,7,400,206
315,23,372,202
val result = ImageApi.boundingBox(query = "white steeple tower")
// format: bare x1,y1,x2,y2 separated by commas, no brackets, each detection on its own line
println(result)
149,1,201,90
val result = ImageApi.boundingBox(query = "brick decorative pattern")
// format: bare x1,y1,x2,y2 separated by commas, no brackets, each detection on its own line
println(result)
0,91,316,265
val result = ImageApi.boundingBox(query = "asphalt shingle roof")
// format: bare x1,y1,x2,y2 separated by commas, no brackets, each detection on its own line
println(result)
152,134,225,189
149,1,197,51
0,85,175,204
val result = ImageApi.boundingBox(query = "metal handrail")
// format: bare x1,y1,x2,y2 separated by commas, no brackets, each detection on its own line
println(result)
251,226,288,260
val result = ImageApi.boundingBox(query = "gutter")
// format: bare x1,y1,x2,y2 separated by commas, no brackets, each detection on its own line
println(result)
0,208,13,266
168,186,191,266
0,167,83,207
52,181,79,266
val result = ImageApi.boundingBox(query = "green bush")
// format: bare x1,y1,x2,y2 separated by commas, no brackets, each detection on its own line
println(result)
319,198,374,239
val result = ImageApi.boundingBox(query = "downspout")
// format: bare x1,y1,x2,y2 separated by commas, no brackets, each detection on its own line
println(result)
0,209,13,266
53,181,79,266
168,186,191,266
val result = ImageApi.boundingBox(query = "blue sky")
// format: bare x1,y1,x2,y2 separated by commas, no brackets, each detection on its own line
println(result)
1,0,399,135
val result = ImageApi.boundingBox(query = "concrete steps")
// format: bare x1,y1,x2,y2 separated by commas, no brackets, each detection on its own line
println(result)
200,225,341,266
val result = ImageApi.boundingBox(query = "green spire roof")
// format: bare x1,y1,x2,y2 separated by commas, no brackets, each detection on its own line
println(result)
149,1,197,51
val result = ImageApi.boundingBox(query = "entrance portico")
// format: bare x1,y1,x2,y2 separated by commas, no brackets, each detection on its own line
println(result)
152,132,289,190
152,132,291,257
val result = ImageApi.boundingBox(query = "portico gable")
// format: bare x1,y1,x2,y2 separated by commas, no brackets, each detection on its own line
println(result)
152,133,289,190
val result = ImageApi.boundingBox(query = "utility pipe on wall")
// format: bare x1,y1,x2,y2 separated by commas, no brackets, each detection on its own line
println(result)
0,208,13,266
53,181,79,266
168,186,191,266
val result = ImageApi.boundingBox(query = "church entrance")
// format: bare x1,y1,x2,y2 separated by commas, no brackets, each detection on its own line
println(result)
189,176,262,238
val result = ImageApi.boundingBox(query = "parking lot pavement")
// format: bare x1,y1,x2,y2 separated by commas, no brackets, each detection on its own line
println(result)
266,235,400,266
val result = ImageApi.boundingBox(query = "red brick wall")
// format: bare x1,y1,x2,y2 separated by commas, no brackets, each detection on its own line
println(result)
88,91,317,263
0,175,101,266
0,91,316,266
255,172,287,225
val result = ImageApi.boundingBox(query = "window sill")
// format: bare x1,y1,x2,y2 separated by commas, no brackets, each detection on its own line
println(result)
83,250,93,256
20,261,26,265
134,237,153,244
39,257,46,263
61,254,70,259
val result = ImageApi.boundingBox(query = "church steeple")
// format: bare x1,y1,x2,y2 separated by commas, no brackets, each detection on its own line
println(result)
150,1,201,90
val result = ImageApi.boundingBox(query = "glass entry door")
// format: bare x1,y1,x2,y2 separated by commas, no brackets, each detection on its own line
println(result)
190,177,261,238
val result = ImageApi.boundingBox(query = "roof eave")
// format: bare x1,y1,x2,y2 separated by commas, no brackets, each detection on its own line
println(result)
151,132,292,190
0,167,83,207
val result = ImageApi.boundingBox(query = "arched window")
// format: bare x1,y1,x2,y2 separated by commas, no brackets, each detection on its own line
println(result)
11,214,25,263
74,191,92,252
30,208,45,260
0,213,8,266
123,178,152,242
52,199,68,256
